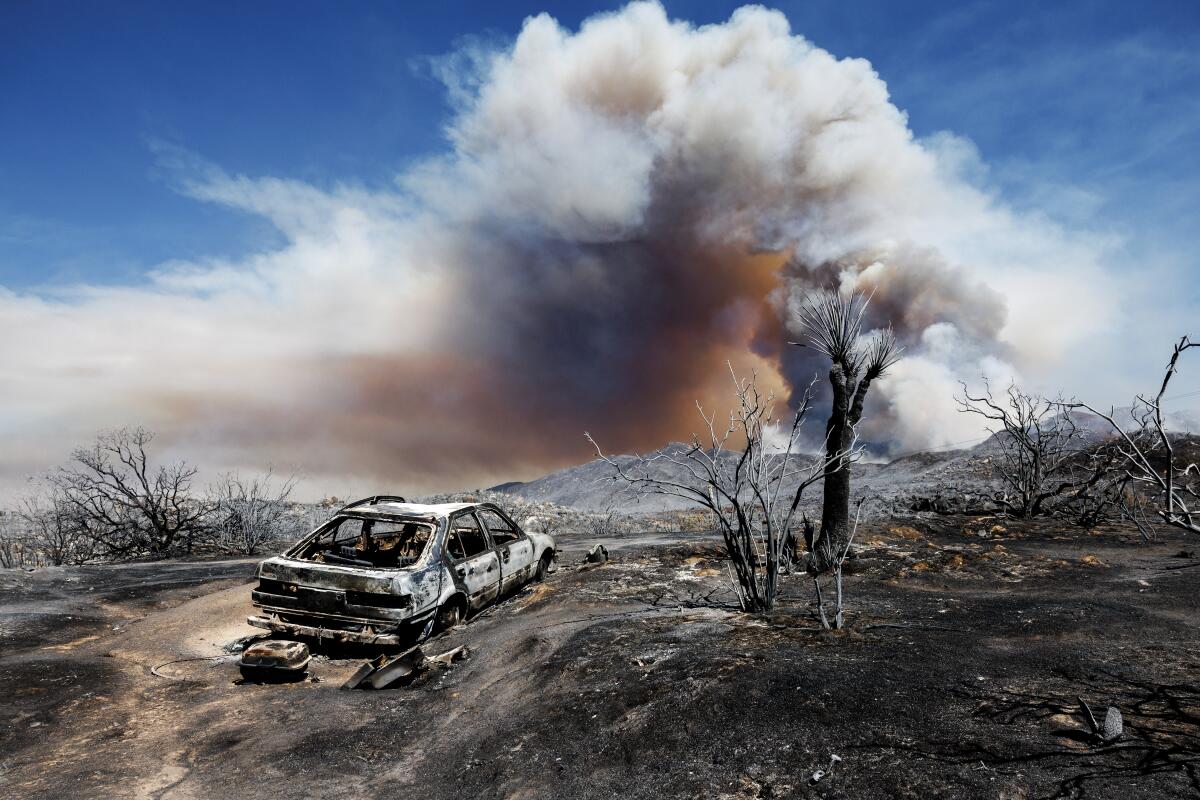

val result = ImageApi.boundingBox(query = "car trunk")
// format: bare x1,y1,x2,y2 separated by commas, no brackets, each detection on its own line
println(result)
253,558,420,625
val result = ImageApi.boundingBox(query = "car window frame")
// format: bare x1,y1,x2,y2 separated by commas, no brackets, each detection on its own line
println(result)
446,510,492,562
477,507,525,546
285,514,365,558
444,527,466,561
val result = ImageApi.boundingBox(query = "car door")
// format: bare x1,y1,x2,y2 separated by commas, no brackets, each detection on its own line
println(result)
445,511,500,608
478,507,535,592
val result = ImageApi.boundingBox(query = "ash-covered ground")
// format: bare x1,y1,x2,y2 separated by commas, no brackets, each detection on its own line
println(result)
3,516,1200,799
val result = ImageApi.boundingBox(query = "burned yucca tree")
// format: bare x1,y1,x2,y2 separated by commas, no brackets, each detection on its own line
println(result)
588,367,847,613
1081,336,1200,537
792,291,902,576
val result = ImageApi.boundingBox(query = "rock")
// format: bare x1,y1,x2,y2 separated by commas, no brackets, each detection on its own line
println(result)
584,544,610,564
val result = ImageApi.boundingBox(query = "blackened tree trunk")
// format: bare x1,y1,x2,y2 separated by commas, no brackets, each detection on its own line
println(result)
813,360,876,572
815,364,851,572
793,290,902,627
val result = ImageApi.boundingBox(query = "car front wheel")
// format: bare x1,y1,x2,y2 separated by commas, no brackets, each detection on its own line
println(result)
534,553,552,582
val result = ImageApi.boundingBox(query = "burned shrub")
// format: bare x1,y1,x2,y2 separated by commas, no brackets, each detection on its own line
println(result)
956,383,1118,520
17,486,96,566
209,469,298,555
589,368,848,615
1081,336,1200,538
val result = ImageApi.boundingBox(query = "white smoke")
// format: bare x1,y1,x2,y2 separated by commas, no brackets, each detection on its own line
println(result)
0,2,1129,497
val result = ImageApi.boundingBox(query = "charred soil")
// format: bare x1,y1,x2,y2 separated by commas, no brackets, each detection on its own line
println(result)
2,519,1199,799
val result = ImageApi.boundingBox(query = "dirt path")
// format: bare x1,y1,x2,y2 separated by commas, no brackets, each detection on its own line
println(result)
3,520,1200,799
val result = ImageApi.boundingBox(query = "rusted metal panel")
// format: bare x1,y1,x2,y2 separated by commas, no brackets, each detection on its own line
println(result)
365,646,427,689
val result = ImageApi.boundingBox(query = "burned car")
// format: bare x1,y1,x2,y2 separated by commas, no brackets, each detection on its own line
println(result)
248,497,555,646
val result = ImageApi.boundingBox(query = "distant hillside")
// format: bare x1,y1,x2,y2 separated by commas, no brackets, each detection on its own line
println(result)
491,442,994,512
490,420,1200,512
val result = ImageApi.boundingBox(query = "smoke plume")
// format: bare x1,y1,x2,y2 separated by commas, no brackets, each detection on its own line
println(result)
0,2,1118,496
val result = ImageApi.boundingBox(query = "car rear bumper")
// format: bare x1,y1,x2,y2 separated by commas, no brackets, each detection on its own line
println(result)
247,613,430,646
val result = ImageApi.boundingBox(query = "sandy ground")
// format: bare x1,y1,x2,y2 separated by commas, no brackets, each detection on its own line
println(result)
3,518,1200,799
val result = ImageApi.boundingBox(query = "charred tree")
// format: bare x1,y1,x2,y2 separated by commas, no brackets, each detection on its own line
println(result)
792,291,902,575
589,367,851,614
1080,336,1200,537
209,468,297,555
18,486,95,566
956,382,1110,518
50,427,212,558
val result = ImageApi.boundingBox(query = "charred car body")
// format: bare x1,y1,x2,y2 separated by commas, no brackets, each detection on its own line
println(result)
248,497,555,645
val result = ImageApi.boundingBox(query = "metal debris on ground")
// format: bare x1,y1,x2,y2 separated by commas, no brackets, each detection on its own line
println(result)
1078,696,1123,743
809,754,842,785
341,654,389,690
341,644,472,690
426,645,469,667
238,640,311,681
1102,706,1124,742
364,646,427,690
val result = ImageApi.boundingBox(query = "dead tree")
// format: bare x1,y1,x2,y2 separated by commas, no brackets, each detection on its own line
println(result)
792,290,902,574
0,510,35,568
807,497,871,630
210,469,298,555
50,427,212,558
18,486,95,566
588,367,851,614
1064,442,1132,528
956,381,1107,518
1079,336,1200,537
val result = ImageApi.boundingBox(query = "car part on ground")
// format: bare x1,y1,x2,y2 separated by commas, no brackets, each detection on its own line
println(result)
1078,696,1123,743
340,643,471,690
238,640,311,681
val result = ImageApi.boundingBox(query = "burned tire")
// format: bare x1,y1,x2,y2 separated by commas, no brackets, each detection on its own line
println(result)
534,553,553,582
435,596,466,632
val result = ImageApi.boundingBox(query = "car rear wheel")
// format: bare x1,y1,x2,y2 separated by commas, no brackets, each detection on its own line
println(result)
435,597,465,632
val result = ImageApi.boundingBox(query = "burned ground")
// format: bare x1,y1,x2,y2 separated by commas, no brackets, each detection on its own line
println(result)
3,520,1200,799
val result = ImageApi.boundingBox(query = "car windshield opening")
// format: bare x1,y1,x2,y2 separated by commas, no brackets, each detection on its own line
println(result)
296,516,434,568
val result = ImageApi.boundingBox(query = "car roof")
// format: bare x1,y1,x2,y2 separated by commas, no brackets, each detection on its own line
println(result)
344,501,493,519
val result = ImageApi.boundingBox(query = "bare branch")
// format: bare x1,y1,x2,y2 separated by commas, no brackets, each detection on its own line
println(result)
587,366,841,613
1075,336,1199,537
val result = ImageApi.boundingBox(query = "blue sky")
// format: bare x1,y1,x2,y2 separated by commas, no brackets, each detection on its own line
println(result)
2,0,1198,291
